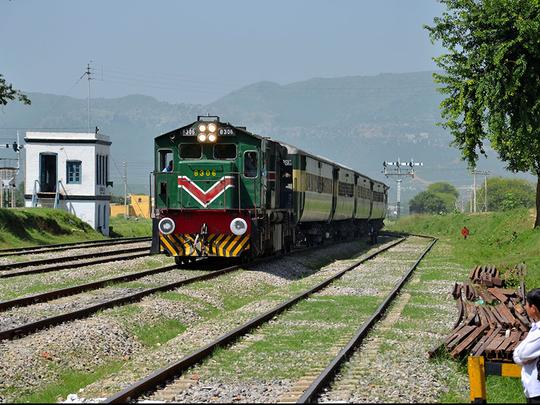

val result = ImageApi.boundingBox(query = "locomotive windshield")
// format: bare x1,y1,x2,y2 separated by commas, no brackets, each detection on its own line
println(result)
213,144,236,159
179,144,202,159
244,151,258,177
158,149,173,171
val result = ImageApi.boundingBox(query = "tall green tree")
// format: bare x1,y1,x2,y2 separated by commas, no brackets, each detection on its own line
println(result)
0,74,30,106
409,190,449,214
409,182,459,214
427,182,459,199
477,177,535,211
425,0,540,227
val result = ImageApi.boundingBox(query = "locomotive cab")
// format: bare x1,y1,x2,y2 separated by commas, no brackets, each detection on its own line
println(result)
152,116,293,263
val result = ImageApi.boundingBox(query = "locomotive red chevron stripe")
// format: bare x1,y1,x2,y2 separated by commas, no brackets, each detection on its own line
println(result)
177,175,235,207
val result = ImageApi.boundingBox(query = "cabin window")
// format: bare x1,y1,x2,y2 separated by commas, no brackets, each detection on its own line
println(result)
66,160,82,184
243,151,258,178
213,144,236,159
179,144,202,159
158,150,173,172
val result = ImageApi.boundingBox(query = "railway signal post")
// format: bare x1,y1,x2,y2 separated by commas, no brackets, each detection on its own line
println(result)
382,158,423,219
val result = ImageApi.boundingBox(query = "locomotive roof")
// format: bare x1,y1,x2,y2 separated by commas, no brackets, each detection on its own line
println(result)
157,120,268,142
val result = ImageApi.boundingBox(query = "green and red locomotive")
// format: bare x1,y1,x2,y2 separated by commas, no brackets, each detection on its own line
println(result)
150,116,388,263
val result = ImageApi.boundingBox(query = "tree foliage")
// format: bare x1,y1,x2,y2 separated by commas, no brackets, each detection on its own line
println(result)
0,74,30,106
427,182,459,198
477,177,535,211
425,0,540,227
409,182,459,214
410,191,449,215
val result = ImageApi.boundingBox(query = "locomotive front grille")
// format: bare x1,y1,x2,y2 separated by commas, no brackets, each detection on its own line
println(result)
160,233,250,257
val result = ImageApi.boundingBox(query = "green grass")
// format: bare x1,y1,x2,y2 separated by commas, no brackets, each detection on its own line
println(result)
132,318,187,347
0,208,152,249
0,208,103,248
109,216,151,237
388,208,539,403
17,361,123,403
386,208,540,288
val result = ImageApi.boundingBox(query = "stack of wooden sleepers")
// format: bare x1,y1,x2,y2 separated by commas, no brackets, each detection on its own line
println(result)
437,265,529,361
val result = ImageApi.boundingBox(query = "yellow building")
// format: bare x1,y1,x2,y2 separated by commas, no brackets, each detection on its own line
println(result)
110,194,151,218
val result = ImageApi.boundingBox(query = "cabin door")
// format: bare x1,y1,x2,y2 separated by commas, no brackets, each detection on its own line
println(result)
40,153,57,192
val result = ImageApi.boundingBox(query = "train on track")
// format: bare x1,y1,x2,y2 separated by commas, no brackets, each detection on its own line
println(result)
150,116,388,264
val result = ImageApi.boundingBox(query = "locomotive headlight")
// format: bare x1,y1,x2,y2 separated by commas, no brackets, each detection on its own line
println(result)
198,124,207,132
230,218,248,236
208,133,217,142
197,133,207,142
158,217,175,235
207,123,217,133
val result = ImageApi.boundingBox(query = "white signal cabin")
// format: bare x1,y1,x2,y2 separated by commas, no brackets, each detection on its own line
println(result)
23,131,112,235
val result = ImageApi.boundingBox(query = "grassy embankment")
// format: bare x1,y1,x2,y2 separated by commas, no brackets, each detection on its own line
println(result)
386,208,540,288
386,208,540,403
0,208,151,249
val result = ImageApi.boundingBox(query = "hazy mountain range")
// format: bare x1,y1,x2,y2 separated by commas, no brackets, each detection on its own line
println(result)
0,71,524,211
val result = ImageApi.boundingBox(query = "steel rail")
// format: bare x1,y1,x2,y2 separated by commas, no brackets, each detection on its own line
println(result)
0,237,151,258
0,245,151,272
297,237,438,403
102,237,407,404
0,264,242,341
381,230,435,240
0,251,150,279
0,264,180,312
0,236,150,255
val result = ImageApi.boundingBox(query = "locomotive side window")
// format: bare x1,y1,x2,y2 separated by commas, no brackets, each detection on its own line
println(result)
243,151,258,178
179,144,202,159
158,150,173,172
213,144,236,159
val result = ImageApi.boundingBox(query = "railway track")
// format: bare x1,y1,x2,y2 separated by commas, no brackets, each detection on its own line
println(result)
0,262,239,341
296,237,437,403
100,236,430,403
0,236,151,258
0,236,383,343
0,246,151,279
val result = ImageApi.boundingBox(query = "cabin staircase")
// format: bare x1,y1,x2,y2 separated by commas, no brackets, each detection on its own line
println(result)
31,180,69,209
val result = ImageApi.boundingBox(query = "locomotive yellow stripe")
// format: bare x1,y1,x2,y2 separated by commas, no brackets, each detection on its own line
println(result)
223,235,241,257
173,234,190,256
227,235,243,256
160,235,177,256
210,234,225,255
219,234,233,256
232,235,250,256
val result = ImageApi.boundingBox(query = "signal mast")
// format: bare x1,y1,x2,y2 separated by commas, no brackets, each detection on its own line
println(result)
382,158,423,219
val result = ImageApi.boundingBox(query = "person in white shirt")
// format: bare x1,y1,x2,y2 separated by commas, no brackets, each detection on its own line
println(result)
514,288,540,403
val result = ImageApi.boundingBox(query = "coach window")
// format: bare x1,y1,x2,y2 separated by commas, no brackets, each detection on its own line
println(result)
213,144,236,160
158,150,173,172
179,144,202,159
243,151,258,178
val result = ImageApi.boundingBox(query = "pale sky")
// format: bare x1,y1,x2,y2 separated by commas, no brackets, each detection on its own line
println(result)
1,0,445,104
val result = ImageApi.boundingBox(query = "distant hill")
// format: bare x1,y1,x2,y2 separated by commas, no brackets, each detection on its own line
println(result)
0,71,521,210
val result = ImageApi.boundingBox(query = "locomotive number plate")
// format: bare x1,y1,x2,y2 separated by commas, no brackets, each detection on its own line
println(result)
193,169,217,177
182,128,196,136
218,128,235,135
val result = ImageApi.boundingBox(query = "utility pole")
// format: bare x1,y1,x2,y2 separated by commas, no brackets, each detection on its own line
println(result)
382,158,423,219
473,170,477,213
80,62,93,133
472,169,490,212
123,161,128,218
